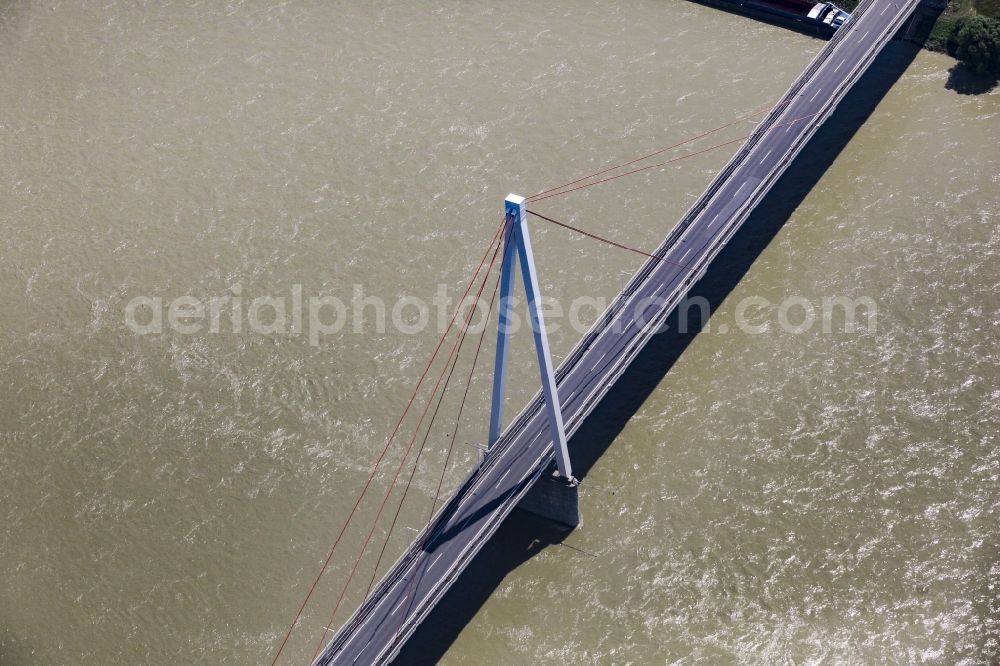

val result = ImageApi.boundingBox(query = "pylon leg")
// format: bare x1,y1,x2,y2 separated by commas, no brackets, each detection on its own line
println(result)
487,220,517,448
486,194,574,480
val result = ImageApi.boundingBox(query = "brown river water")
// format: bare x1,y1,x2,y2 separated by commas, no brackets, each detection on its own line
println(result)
1,1,998,664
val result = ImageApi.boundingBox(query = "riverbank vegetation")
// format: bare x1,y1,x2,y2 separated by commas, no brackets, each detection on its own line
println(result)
926,0,1000,75
836,0,1000,78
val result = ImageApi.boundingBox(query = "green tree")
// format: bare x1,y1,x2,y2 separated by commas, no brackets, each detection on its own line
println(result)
955,15,1000,76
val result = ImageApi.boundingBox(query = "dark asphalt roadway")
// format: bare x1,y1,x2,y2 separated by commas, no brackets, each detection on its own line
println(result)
315,0,920,662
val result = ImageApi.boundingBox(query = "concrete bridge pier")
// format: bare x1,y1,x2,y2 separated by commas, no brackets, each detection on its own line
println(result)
516,470,580,529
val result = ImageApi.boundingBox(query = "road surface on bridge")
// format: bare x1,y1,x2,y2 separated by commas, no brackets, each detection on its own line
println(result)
315,0,920,662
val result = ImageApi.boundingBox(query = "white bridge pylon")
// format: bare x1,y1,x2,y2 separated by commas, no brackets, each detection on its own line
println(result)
487,194,574,481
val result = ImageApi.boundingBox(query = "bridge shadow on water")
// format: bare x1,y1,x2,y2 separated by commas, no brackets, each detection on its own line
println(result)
394,39,923,665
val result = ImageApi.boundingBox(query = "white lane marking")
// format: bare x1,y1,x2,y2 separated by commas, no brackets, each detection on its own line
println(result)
340,573,408,651
451,434,529,519
517,466,537,486
349,76,888,646
456,489,477,512
366,208,760,639
390,597,408,617
427,552,444,572
456,511,477,533
680,246,694,262
361,34,908,629
833,58,845,73
361,453,554,661
591,349,609,370
733,181,746,197
758,148,773,166
493,466,512,489
455,436,524,511
345,158,805,650
881,3,889,13
810,86,824,102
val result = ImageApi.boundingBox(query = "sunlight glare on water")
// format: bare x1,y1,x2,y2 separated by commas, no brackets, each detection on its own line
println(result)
0,1,996,664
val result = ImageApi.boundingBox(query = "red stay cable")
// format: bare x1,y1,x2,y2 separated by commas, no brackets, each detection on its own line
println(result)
389,225,512,644
429,221,509,518
527,100,787,201
527,110,821,203
357,225,509,610
269,218,505,666
310,229,507,660
526,209,692,270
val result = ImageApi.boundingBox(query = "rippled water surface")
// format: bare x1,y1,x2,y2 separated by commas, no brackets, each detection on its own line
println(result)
1,1,997,664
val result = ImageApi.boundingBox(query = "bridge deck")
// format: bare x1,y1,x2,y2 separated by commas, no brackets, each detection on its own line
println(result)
316,0,921,662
